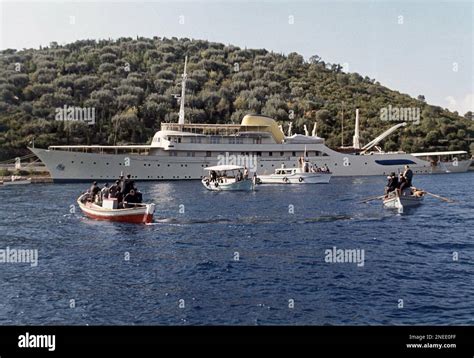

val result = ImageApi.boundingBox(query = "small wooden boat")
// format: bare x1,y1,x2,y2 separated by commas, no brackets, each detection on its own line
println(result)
0,176,32,186
383,189,424,212
202,165,255,191
77,194,155,224
257,166,331,184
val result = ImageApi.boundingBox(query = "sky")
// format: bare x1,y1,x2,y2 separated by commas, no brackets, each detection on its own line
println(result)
0,0,472,115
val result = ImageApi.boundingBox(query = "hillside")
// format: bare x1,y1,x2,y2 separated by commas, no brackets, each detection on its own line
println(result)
0,36,473,161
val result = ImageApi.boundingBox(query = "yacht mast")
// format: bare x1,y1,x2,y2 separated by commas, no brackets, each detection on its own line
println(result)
178,56,187,125
353,108,360,149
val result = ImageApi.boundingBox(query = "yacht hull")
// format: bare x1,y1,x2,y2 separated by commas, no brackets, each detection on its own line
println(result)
30,147,472,182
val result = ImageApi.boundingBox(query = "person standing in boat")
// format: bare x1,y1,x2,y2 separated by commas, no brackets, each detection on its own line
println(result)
210,170,217,182
118,174,124,187
399,165,413,194
121,174,134,196
403,165,413,186
397,172,406,190
109,180,120,198
90,181,100,202
101,183,110,201
298,156,304,169
243,167,249,180
304,161,309,173
385,172,398,194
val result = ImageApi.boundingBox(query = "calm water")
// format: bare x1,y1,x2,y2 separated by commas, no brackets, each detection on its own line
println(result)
0,173,473,325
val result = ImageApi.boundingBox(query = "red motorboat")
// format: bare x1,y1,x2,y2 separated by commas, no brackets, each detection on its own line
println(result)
77,194,155,224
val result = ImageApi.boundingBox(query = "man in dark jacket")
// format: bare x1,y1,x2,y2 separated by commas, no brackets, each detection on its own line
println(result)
399,165,413,194
121,174,134,196
385,172,398,194
109,180,120,198
123,189,140,208
403,165,413,186
133,186,143,203
90,181,100,198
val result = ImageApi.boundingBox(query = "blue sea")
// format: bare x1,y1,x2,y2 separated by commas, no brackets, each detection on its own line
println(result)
0,173,473,325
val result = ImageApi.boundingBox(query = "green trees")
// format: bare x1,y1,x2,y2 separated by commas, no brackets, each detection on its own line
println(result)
111,108,141,144
0,37,472,161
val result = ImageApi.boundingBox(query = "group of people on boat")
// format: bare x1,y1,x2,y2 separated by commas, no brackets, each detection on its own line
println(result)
209,167,250,184
385,165,414,196
296,157,331,173
83,174,143,208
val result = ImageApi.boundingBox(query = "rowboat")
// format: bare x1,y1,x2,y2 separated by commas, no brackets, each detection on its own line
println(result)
0,176,32,186
202,165,255,191
77,194,155,224
257,166,331,184
383,189,424,212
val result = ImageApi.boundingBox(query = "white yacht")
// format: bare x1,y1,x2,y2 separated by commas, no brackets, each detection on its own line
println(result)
30,60,472,183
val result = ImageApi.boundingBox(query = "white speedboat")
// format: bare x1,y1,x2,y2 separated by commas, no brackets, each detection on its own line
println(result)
258,163,331,184
202,165,255,191
383,189,424,212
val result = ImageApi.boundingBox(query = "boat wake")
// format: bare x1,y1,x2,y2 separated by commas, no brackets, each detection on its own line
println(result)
301,215,353,223
149,215,361,225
